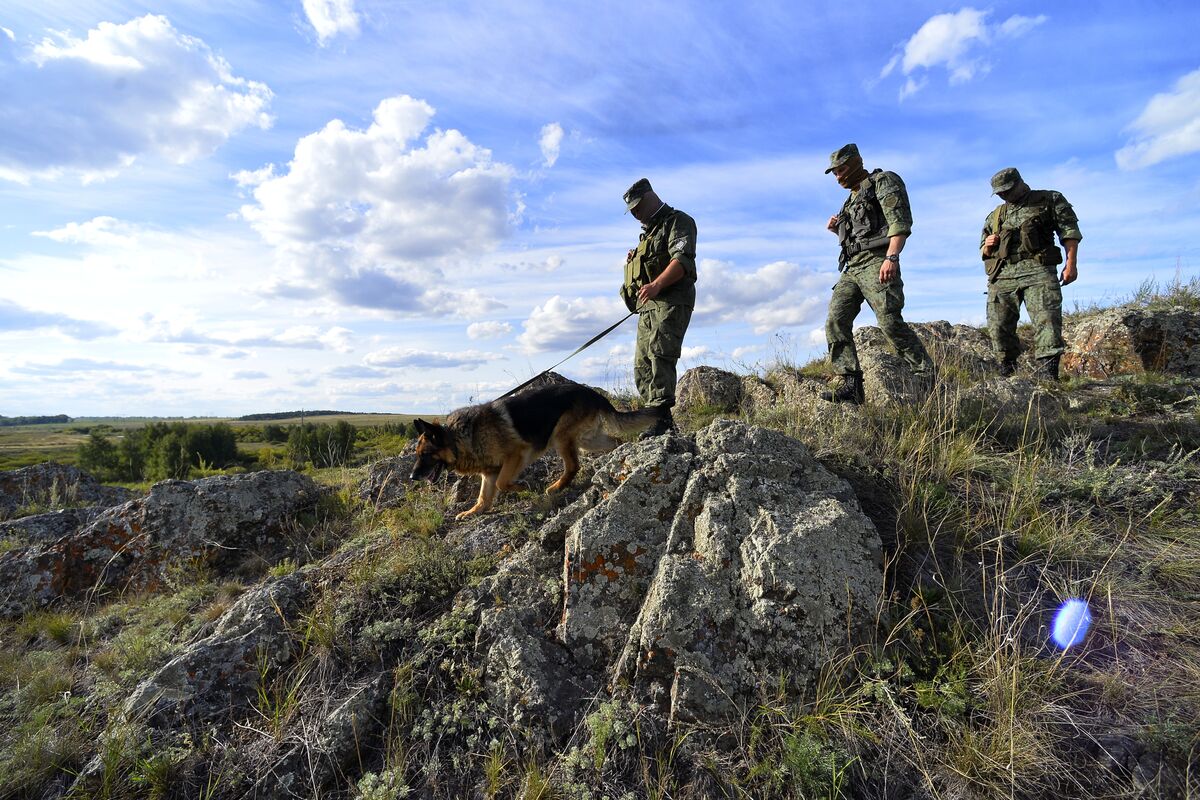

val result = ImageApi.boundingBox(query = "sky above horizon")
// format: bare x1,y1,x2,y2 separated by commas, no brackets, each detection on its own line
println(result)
2,1,1199,417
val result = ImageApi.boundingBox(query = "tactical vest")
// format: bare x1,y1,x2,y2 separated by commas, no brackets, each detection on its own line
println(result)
982,190,1063,280
836,170,892,267
621,206,695,310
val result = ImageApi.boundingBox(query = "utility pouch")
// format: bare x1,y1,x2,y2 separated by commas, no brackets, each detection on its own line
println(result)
983,256,1003,282
1037,246,1063,267
1018,219,1044,255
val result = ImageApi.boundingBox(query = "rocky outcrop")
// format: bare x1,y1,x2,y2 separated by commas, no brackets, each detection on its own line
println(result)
0,470,320,617
475,419,882,727
357,450,417,510
0,462,132,519
1063,306,1200,378
0,506,107,546
676,366,745,414
123,570,314,726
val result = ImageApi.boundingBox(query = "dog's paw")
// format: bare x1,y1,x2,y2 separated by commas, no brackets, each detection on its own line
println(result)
455,509,478,521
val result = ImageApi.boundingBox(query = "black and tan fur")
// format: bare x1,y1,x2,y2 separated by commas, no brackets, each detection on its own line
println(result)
410,383,658,520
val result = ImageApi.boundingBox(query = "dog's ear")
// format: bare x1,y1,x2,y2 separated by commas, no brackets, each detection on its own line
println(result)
413,418,444,444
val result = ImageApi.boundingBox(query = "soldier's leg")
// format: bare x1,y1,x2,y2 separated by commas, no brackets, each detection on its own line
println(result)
1024,274,1065,359
633,311,654,405
638,302,692,410
862,273,934,374
826,274,865,375
986,281,1022,363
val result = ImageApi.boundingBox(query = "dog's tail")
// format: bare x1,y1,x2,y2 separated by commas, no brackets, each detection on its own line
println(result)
599,406,661,437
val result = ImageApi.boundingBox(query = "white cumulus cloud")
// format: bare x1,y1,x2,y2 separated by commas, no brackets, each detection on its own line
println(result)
467,321,513,340
1116,68,1200,170
0,15,272,184
695,259,832,335
239,95,515,316
363,347,502,370
880,8,1047,99
303,0,361,45
32,216,139,248
539,122,564,167
517,295,629,354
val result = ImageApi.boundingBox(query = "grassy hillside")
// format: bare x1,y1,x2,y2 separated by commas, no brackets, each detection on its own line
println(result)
1,285,1198,798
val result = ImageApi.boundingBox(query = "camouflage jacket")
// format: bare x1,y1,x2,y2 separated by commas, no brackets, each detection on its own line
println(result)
834,171,911,268
981,189,1081,271
622,204,698,309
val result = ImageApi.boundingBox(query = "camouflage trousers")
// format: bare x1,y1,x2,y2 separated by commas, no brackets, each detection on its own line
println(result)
826,254,932,376
635,301,693,409
986,261,1064,361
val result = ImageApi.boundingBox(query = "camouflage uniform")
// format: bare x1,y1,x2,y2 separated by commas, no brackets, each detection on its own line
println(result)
621,185,697,410
826,166,932,376
980,170,1082,363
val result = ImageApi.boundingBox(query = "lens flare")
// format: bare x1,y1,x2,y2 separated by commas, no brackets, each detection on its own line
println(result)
1052,598,1092,649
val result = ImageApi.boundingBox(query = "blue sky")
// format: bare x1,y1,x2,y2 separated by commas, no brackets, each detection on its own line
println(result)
2,1,1198,417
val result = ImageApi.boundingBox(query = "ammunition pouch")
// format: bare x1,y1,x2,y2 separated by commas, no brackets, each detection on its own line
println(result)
623,233,664,311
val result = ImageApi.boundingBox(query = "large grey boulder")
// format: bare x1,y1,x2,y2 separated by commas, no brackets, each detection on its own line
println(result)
0,462,132,519
0,506,108,546
122,570,314,726
0,470,320,617
1063,306,1200,378
476,420,882,727
676,365,745,414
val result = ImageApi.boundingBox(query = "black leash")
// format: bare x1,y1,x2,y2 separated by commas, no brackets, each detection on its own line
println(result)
498,309,638,400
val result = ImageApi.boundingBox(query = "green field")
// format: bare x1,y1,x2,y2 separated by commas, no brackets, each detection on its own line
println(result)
0,413,427,472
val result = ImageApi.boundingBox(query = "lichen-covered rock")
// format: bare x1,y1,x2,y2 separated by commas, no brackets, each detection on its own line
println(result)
853,326,936,406
1063,306,1200,378
0,462,132,519
911,320,998,378
676,366,745,414
955,377,1065,425
0,470,320,617
476,420,882,727
610,421,879,723
0,506,107,546
357,450,417,510
557,433,696,668
739,369,856,434
121,570,313,726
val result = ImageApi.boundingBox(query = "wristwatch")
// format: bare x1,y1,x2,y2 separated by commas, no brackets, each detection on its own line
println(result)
883,254,900,263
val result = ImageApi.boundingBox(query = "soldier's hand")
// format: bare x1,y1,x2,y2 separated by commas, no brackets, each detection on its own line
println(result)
826,215,839,233
626,248,635,263
879,260,898,284
1060,263,1078,286
984,233,1000,249
637,281,662,304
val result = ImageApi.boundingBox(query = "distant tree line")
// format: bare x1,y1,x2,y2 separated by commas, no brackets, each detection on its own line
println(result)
78,422,240,482
237,410,355,421
0,415,70,427
74,419,401,481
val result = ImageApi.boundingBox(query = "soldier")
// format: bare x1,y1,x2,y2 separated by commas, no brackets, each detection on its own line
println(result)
621,178,697,437
980,167,1081,380
822,143,933,403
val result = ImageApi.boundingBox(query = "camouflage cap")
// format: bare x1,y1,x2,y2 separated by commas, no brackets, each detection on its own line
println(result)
990,167,1023,194
623,178,653,211
824,143,861,174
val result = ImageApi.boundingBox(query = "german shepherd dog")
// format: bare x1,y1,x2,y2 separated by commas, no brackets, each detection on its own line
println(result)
410,383,659,520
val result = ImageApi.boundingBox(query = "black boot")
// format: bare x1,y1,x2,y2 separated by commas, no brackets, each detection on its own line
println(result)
639,408,675,440
999,356,1018,377
821,372,865,404
1036,355,1061,381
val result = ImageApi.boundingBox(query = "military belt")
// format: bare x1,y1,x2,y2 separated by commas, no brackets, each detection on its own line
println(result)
839,234,892,269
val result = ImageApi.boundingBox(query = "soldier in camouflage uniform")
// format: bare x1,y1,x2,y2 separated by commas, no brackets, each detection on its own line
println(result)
980,167,1081,380
821,143,933,404
621,178,697,437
